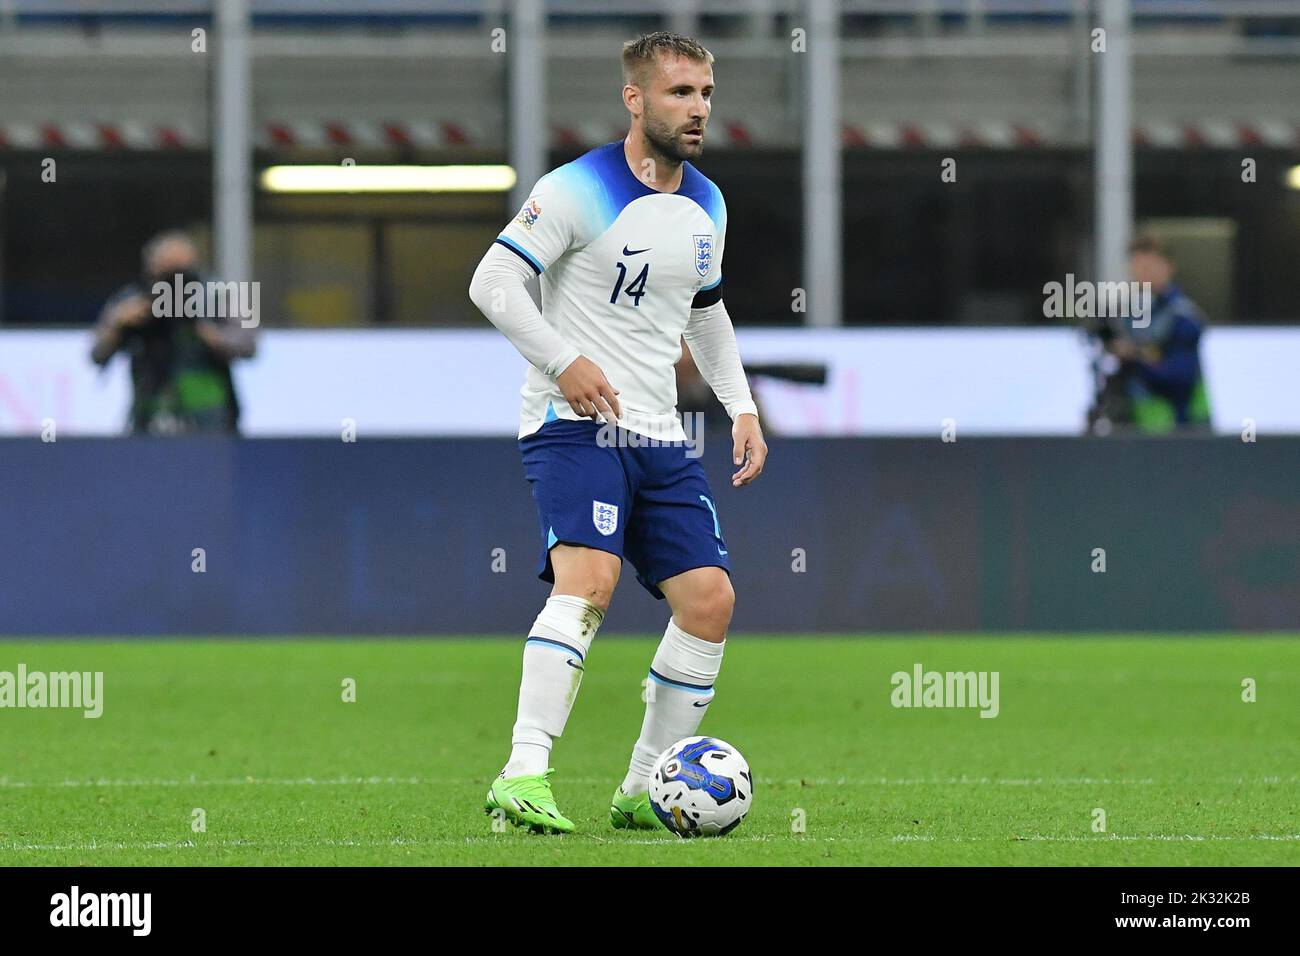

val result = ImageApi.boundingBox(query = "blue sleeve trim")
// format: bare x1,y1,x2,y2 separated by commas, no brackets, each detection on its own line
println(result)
495,236,543,276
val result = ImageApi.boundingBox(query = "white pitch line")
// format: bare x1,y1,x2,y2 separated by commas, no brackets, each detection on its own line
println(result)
770,776,1299,786
3,837,440,852
4,833,1297,853
597,833,1300,844
892,834,1300,843
0,776,435,789
0,776,1295,789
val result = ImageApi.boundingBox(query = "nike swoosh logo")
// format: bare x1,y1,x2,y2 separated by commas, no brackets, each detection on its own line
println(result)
692,698,713,708
566,659,585,672
622,245,651,256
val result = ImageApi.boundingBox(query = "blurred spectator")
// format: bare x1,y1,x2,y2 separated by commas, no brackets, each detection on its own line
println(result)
675,337,767,440
676,338,732,437
1090,233,1211,433
91,231,256,435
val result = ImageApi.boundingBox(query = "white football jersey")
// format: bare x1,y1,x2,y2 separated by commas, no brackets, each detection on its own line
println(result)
496,141,726,441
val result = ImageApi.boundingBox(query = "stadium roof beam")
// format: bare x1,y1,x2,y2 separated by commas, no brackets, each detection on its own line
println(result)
666,0,699,39
508,0,545,221
803,0,842,327
214,0,252,290
1095,0,1133,288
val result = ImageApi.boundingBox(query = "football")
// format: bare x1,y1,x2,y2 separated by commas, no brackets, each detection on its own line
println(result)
648,736,753,837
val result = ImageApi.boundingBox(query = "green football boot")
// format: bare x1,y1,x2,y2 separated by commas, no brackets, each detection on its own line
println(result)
610,785,665,831
484,769,574,834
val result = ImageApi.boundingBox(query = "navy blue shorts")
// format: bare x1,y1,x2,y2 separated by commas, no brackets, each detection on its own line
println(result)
519,419,731,599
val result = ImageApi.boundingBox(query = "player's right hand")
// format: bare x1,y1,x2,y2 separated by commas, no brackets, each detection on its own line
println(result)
556,356,621,426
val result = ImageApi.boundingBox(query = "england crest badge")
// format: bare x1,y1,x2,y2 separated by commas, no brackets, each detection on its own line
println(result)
592,500,619,536
692,234,713,278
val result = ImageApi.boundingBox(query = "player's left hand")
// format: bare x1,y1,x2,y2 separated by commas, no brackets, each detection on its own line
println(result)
731,413,767,488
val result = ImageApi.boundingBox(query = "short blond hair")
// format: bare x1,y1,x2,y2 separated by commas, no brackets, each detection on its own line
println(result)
141,229,196,272
1129,230,1171,262
622,32,714,87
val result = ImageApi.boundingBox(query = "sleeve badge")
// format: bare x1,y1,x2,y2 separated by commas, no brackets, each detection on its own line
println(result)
515,198,542,230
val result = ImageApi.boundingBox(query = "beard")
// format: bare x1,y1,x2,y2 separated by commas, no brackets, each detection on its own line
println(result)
642,103,703,164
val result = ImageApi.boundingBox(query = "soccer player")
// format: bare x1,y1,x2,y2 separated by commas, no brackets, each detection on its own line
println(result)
468,32,767,833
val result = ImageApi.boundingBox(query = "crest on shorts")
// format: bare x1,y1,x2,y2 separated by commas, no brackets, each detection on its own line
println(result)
692,234,713,277
592,500,619,536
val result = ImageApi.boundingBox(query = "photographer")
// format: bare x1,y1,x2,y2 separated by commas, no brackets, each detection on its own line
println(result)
91,230,256,435
1088,233,1211,434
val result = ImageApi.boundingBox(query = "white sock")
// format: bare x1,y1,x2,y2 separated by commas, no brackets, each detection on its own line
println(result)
502,595,604,778
620,618,724,796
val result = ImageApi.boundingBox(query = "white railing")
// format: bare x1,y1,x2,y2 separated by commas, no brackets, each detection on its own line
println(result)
2,326,1296,436
3,0,1300,19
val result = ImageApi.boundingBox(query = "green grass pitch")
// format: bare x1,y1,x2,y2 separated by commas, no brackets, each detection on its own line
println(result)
0,636,1296,866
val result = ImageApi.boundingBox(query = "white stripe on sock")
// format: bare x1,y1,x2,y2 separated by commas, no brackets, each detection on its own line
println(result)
503,595,604,778
621,618,724,795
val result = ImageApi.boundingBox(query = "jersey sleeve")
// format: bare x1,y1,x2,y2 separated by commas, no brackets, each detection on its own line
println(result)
494,172,580,276
691,193,726,308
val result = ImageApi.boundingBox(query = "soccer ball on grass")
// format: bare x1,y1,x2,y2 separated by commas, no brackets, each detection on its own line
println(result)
648,736,752,837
